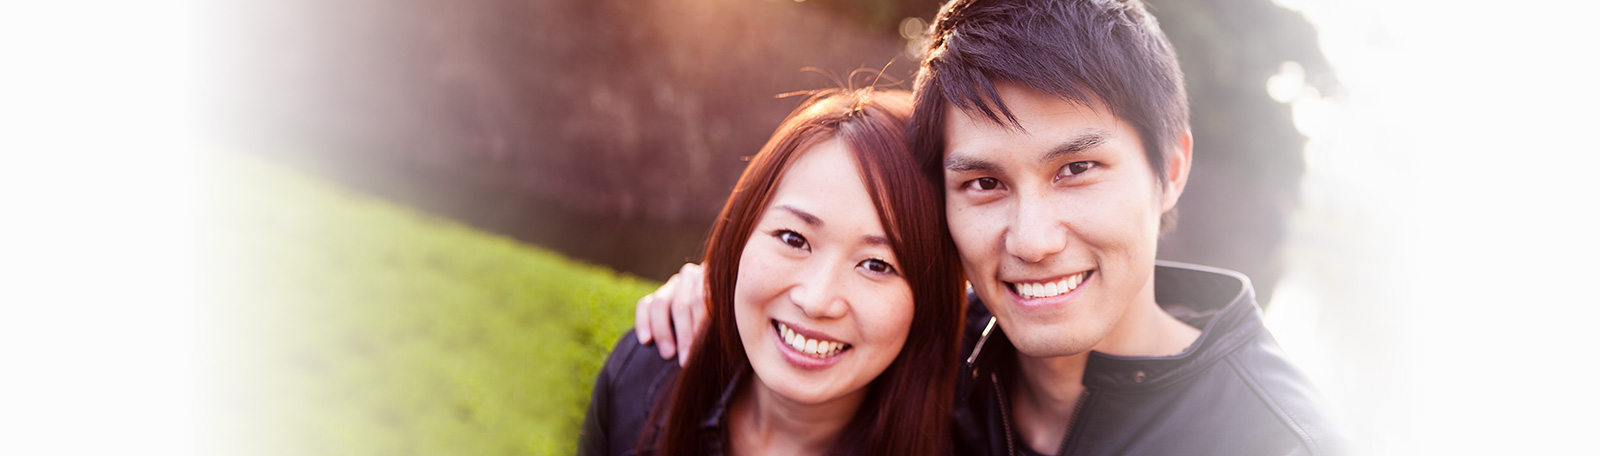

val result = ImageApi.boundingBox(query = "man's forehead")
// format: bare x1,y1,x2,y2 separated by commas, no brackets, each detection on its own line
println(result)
940,96,1122,161
941,82,1112,128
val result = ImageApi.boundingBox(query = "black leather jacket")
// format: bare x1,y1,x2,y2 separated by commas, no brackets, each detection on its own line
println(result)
953,261,1348,456
577,331,742,456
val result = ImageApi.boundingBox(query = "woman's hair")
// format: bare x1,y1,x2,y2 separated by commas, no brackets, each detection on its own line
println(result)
649,87,964,455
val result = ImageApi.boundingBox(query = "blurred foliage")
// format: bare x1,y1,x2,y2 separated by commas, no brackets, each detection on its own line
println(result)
797,0,940,33
1147,0,1337,303
213,152,655,455
222,0,1333,293
223,0,917,281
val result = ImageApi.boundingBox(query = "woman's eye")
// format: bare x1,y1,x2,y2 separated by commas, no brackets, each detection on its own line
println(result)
964,177,1002,191
1058,161,1097,178
860,259,897,275
776,230,809,250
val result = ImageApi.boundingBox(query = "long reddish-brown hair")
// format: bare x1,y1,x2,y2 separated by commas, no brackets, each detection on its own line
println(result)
646,87,964,455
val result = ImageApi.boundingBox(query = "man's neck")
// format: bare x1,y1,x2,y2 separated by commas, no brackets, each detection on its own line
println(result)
1092,295,1202,358
727,376,864,456
1011,351,1090,454
1008,298,1202,453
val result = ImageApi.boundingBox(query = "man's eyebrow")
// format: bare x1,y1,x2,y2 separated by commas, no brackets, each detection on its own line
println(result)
777,205,822,227
945,130,1110,173
945,154,1000,173
1042,130,1110,164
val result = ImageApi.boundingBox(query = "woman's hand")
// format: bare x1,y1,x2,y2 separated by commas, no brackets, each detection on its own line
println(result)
634,263,707,366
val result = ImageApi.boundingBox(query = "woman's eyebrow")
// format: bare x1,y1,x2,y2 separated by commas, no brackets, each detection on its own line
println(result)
779,205,890,247
777,204,822,227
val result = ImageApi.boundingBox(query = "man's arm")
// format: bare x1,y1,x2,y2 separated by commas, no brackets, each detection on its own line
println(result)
633,263,707,366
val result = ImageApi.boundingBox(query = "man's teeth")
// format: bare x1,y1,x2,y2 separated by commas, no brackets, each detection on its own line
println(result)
777,322,847,358
1015,272,1087,299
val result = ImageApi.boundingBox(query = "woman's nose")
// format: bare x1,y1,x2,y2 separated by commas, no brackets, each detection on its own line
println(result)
788,260,849,319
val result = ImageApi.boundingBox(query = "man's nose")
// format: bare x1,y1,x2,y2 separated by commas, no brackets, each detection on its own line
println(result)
1005,191,1069,264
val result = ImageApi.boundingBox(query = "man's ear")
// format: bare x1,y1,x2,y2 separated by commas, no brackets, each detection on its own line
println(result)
1159,129,1193,212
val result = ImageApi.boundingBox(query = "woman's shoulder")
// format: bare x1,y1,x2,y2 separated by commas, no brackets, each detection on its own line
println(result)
583,330,682,456
597,330,680,388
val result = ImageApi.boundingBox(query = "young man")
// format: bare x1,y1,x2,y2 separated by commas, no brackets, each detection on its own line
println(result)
635,1,1344,454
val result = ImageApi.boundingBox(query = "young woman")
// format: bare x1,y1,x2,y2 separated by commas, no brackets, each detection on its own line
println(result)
578,88,964,456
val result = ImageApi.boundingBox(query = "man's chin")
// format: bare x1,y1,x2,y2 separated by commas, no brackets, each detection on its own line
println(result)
1007,329,1097,359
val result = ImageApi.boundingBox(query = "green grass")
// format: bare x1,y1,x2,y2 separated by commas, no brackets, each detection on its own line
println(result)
212,152,658,455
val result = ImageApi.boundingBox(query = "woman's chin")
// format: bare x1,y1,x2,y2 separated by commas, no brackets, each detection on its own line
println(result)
749,371,858,407
747,349,862,406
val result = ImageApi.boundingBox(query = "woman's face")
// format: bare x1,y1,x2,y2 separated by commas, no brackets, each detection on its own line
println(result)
734,138,915,407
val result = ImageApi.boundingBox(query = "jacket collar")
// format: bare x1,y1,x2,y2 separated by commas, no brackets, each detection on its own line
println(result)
641,367,746,456
965,261,1265,391
689,367,748,456
699,368,748,430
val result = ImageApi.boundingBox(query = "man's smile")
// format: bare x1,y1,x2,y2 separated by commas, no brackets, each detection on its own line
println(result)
1006,270,1093,300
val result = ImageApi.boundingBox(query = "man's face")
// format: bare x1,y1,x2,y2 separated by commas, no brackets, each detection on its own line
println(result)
942,83,1183,358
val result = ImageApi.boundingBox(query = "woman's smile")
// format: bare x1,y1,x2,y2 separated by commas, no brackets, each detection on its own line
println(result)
773,320,851,359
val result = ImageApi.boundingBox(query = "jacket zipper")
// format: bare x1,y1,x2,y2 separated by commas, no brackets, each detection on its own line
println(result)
1055,390,1092,456
992,373,1016,456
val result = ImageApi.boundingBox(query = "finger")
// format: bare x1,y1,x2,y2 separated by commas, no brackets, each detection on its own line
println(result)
687,282,705,367
649,275,679,359
638,273,679,344
670,267,696,366
672,262,704,366
684,265,707,365
635,293,653,345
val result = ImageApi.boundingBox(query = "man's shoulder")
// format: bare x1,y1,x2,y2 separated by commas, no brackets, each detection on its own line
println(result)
1133,262,1346,455
1165,262,1346,454
955,263,1348,455
1064,323,1347,455
1211,330,1349,455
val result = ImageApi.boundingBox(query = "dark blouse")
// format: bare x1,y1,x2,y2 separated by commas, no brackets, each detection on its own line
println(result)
577,330,745,456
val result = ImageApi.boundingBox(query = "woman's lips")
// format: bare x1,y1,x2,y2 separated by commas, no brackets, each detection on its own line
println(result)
773,320,850,358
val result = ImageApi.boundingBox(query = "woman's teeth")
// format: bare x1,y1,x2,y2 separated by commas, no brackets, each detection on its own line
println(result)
1015,272,1088,299
776,321,848,358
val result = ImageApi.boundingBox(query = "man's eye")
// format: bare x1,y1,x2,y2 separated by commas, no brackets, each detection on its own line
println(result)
965,177,1001,191
776,230,809,250
1058,161,1097,179
860,259,897,275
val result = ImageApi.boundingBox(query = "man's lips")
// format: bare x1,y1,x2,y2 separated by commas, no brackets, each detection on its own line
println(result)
1006,270,1092,300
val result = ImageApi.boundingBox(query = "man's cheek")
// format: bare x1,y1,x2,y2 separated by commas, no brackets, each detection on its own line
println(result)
950,227,991,268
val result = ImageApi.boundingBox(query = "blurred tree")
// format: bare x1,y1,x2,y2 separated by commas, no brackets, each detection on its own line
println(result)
223,0,919,280
1147,0,1337,304
222,0,1334,304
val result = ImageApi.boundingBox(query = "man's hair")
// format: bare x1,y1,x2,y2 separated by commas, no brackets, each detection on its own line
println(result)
909,0,1190,193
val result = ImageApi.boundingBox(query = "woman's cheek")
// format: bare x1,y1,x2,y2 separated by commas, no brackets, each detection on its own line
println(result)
862,283,915,349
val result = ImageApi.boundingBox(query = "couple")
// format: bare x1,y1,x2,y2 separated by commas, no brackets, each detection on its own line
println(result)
581,0,1344,455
